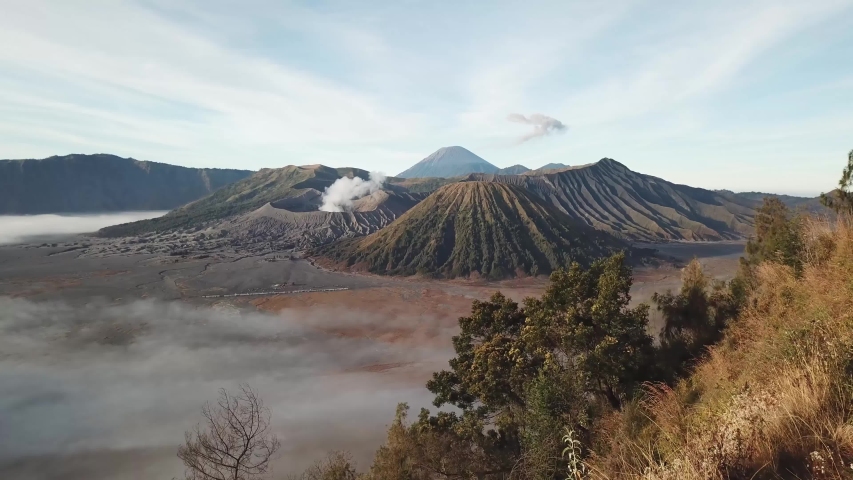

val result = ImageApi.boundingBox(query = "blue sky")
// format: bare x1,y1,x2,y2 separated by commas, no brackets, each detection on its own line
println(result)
1,0,852,195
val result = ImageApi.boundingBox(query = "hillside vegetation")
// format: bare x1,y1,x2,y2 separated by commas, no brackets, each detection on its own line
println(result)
0,154,251,214
98,164,331,236
589,217,853,479
313,181,633,279
472,158,757,241
98,165,447,237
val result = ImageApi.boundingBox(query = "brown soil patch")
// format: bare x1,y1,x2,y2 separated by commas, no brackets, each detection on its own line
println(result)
254,286,481,318
252,283,548,350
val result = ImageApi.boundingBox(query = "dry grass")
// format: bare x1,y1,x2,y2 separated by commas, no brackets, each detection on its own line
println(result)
591,217,853,479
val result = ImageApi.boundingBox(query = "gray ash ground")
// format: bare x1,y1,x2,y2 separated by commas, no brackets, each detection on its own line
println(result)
0,235,384,304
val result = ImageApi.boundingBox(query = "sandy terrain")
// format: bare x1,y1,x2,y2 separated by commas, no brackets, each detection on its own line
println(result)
0,235,744,479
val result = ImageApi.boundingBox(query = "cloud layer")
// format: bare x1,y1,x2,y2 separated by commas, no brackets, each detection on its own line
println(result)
0,212,167,245
0,297,454,479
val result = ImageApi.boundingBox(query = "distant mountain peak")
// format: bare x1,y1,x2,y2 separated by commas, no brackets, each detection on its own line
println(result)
434,145,467,154
397,146,498,178
497,164,531,175
597,157,627,169
533,162,569,173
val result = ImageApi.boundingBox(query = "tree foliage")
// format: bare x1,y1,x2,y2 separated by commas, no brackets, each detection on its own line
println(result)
745,197,804,273
407,252,654,478
363,404,510,480
653,259,739,378
290,452,358,480
820,149,853,215
523,253,655,410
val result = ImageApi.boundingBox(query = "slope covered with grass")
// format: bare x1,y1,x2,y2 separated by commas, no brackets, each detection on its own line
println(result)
313,181,636,279
98,164,335,236
97,164,454,237
592,218,853,479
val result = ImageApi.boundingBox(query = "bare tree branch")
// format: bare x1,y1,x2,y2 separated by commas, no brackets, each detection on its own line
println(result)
178,384,280,480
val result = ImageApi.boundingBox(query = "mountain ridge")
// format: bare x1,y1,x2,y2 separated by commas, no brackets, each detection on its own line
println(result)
467,158,757,241
496,164,531,175
97,164,436,237
95,156,807,245
312,181,639,279
533,162,568,172
0,154,253,214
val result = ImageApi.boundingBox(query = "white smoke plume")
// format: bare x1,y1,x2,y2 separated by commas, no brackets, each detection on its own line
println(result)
507,113,567,143
319,172,387,212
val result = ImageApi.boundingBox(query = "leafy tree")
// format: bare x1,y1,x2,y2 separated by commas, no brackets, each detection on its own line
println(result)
745,197,803,273
519,369,590,479
653,259,739,379
364,404,509,480
415,252,654,478
820,149,853,215
523,252,656,410
362,404,423,480
428,292,539,417
423,292,533,477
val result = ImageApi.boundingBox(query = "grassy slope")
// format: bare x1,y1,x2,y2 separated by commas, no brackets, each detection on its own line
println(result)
386,176,457,193
594,218,853,479
97,165,453,237
313,181,632,279
98,165,338,236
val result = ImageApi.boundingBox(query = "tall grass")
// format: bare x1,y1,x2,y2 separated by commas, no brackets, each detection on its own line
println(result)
591,217,853,479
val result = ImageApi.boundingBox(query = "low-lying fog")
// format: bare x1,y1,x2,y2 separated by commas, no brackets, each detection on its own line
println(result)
0,212,167,245
0,297,453,479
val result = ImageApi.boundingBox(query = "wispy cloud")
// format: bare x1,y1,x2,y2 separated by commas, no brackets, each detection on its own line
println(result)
0,1,420,163
0,0,850,192
507,113,567,143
